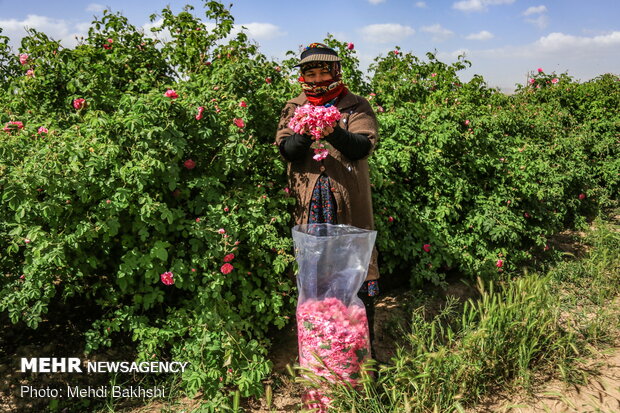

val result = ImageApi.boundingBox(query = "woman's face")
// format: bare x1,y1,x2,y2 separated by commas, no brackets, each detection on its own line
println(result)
302,67,333,83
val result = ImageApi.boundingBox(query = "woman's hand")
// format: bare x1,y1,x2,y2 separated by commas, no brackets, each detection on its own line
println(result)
322,124,335,137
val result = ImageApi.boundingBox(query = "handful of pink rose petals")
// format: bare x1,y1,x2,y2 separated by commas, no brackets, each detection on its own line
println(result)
288,104,341,161
297,297,371,412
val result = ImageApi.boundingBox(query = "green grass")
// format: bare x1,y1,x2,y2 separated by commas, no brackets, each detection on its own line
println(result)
306,211,620,413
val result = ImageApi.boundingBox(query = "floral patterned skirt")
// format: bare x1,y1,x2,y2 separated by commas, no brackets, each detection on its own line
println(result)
307,173,379,297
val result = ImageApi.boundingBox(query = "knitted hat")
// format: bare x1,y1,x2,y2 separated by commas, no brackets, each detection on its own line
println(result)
294,43,341,67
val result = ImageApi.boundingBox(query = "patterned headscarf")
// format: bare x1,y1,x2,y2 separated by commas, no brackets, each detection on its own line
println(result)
298,44,347,106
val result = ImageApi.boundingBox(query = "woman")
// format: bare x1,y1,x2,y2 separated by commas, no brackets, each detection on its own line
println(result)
275,43,380,351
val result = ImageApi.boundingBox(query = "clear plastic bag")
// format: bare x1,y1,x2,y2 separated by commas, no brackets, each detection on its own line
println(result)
292,223,377,392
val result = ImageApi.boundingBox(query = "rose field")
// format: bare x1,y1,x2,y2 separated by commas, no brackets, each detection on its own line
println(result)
0,1,619,412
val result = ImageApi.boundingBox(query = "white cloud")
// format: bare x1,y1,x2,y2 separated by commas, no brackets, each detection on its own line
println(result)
141,20,285,45
534,31,620,53
437,49,471,61
522,5,547,16
453,0,515,12
86,3,105,13
420,24,454,41
0,15,88,50
235,23,286,41
525,15,549,29
359,23,415,43
466,30,494,40
368,0,386,4
415,1,427,7
479,31,620,60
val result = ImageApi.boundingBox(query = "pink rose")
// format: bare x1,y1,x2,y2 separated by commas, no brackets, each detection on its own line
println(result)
239,101,247,108
265,77,272,84
37,126,48,134
26,69,34,77
220,263,234,274
184,159,196,170
496,259,503,268
283,187,290,194
524,212,530,218
347,42,354,50
551,78,559,84
464,120,470,126
195,217,201,223
578,193,586,200
529,78,535,84
537,68,543,73
164,89,178,99
223,253,235,263
107,38,114,43
388,216,394,223
233,118,245,128
423,244,431,252
431,73,437,77
73,98,86,110
19,53,28,65
103,44,111,50
196,106,204,120
393,50,399,55
160,271,174,285
224,206,229,212
106,199,111,204
4,121,24,133
24,238,31,244
217,228,226,234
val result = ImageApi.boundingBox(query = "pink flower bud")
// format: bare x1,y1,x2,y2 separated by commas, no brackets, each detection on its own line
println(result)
578,193,586,200
233,118,245,128
239,101,247,108
496,259,503,268
195,218,201,223
218,228,226,234
160,271,174,285
423,244,431,252
164,89,178,99
184,159,196,170
537,68,543,73
347,42,354,50
73,98,86,110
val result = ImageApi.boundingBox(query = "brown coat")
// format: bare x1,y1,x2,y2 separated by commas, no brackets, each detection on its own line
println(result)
276,91,380,280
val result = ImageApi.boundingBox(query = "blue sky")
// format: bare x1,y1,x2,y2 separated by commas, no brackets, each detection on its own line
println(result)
1,0,619,92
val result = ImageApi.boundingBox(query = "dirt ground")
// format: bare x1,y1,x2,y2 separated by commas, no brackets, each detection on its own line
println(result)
473,348,620,413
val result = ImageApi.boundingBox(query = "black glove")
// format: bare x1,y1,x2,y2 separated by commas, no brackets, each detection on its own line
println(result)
279,133,313,162
325,125,372,161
